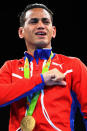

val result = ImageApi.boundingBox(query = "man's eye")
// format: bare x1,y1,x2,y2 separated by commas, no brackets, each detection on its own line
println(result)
29,19,38,24
44,21,50,24
42,19,50,24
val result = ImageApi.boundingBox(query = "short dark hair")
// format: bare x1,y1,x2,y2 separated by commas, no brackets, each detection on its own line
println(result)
19,3,54,27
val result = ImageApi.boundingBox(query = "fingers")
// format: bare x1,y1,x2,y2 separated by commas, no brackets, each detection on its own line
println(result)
56,80,67,86
42,68,66,86
51,74,66,86
46,80,67,86
51,74,65,81
51,68,65,81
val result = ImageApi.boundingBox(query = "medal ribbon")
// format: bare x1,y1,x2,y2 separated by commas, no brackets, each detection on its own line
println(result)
24,51,53,116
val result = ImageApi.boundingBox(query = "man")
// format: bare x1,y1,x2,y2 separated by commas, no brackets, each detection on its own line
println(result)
0,3,87,131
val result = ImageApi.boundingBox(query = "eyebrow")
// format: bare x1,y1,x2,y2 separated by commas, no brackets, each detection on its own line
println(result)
29,18,38,22
29,17,50,21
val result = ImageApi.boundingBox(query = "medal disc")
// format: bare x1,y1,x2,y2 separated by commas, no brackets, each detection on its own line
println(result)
20,115,36,131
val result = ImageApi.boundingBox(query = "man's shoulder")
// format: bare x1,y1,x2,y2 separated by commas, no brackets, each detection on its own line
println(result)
2,57,24,67
54,53,84,71
10,57,24,64
55,53,80,63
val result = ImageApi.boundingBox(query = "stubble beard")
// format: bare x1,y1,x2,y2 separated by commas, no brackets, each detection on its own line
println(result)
34,41,50,49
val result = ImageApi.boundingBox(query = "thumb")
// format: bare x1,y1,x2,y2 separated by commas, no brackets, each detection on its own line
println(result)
56,80,67,86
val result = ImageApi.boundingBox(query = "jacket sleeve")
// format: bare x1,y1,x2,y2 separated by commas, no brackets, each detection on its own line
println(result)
71,58,87,129
0,61,44,107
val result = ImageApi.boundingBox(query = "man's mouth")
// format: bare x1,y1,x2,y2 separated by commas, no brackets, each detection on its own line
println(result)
35,31,47,36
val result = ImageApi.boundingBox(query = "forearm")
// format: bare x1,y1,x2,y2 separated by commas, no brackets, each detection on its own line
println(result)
0,74,44,107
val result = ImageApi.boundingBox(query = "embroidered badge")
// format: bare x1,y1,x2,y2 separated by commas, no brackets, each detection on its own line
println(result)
18,67,24,71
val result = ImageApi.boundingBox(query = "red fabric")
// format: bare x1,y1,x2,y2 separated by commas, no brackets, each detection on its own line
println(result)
0,59,42,106
0,54,87,131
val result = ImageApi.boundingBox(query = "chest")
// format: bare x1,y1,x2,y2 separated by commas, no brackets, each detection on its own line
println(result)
12,59,73,103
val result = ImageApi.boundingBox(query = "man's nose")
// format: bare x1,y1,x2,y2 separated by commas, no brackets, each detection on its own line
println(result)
37,20,45,29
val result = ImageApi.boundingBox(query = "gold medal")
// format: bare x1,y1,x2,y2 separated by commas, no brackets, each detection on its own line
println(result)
20,116,36,131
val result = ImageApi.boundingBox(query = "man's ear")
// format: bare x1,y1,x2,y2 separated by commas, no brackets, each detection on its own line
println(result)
52,26,56,38
18,27,24,39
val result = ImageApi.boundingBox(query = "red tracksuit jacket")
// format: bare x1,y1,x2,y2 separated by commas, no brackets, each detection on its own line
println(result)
0,49,87,131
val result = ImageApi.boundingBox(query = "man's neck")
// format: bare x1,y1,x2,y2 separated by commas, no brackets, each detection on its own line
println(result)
27,46,52,56
25,41,52,56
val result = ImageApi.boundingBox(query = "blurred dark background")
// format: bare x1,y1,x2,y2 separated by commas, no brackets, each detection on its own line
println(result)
0,0,87,130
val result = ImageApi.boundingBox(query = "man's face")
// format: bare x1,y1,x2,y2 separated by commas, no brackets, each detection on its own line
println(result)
19,8,56,48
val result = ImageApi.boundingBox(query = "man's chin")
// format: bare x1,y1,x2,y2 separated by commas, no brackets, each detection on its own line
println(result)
34,42,48,48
